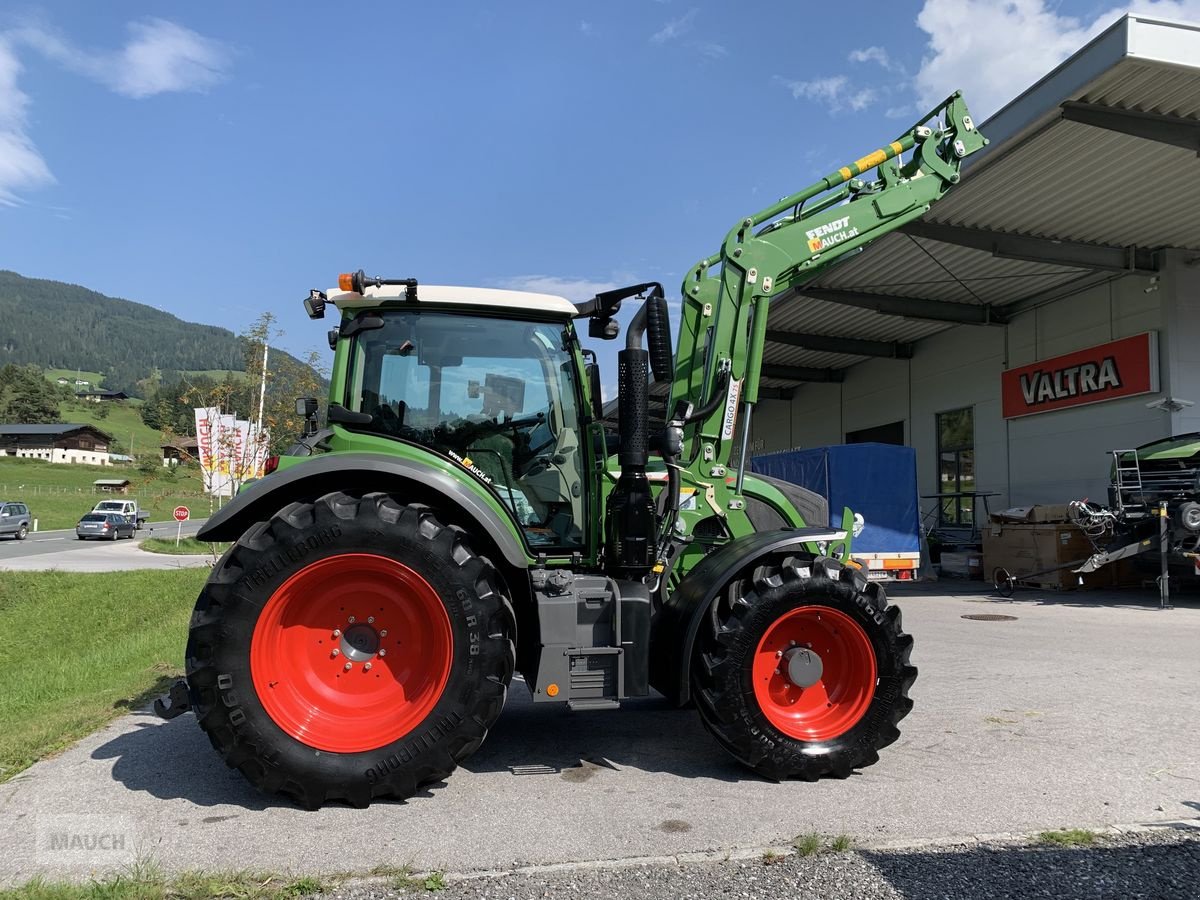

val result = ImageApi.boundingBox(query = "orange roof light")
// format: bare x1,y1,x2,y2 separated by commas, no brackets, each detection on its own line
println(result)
338,272,355,292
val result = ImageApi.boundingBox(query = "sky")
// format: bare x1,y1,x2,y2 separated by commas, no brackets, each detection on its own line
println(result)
3,0,1200,390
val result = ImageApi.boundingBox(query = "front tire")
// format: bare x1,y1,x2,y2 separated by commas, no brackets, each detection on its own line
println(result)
186,492,515,808
692,555,915,780
16,525,27,540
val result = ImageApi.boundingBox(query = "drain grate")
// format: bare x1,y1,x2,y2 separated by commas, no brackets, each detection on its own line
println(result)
962,613,1018,621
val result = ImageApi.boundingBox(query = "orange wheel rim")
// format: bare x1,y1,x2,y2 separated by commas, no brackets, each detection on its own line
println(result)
752,606,876,741
250,553,453,753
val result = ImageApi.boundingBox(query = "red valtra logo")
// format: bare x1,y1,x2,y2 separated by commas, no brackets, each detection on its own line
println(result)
1001,333,1158,419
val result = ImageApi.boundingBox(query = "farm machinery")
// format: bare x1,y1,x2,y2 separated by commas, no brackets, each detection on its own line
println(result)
167,94,987,807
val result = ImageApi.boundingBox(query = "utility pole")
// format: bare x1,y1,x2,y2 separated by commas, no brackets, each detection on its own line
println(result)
257,338,269,434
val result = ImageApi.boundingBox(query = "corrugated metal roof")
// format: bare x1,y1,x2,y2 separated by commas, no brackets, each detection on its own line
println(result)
763,16,1200,382
807,233,1085,305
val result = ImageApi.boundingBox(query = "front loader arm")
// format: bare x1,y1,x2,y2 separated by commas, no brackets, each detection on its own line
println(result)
671,93,987,481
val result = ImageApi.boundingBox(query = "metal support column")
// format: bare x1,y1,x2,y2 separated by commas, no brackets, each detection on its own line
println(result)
1158,502,1173,611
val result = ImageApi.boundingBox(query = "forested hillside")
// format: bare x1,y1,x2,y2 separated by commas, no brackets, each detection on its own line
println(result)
0,270,246,394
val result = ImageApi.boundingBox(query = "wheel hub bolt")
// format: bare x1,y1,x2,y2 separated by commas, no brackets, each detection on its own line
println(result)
364,663,372,672
332,629,341,638
367,616,375,624
348,616,356,624
379,630,388,638
378,649,387,658
331,649,340,657
343,662,352,671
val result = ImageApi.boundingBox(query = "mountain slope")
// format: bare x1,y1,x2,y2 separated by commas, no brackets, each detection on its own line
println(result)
0,271,263,395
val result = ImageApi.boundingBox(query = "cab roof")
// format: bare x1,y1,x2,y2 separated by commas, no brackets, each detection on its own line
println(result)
329,284,577,319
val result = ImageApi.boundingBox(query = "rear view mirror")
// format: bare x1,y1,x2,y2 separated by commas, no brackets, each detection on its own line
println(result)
585,361,603,421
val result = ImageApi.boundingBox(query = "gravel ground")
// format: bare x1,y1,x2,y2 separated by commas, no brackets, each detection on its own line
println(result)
323,828,1200,900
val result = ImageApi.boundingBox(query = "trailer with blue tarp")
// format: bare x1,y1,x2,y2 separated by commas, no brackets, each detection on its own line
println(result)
751,443,922,581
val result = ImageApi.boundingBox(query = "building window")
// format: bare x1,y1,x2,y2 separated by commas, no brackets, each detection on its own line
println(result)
937,407,975,526
846,420,905,445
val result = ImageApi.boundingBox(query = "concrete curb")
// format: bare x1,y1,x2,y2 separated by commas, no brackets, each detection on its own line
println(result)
395,816,1200,886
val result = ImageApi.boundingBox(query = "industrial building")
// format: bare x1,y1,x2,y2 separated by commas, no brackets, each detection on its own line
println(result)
749,13,1200,532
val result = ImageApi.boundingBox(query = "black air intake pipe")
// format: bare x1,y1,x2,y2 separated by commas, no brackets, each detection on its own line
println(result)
605,305,659,579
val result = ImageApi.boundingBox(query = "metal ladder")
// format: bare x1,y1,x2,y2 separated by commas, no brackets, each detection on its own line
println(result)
1111,449,1143,513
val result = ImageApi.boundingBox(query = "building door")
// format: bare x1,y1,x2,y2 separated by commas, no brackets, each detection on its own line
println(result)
846,420,905,445
936,407,975,526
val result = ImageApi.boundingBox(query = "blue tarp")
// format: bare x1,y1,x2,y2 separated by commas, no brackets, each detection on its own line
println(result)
751,444,921,553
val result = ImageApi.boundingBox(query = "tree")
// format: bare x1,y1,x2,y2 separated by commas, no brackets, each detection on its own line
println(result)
239,312,327,455
0,365,61,424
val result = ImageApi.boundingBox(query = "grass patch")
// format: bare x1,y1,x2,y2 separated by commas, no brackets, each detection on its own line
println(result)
0,569,208,782
0,862,329,900
790,832,854,856
1038,828,1098,847
0,457,211,530
792,832,822,857
420,872,446,892
139,537,227,557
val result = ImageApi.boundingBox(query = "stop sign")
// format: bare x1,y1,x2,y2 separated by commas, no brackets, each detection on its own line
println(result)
173,506,190,522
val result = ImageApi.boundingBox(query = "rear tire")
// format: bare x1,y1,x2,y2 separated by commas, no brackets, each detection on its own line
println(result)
16,525,27,540
186,492,515,808
692,555,915,780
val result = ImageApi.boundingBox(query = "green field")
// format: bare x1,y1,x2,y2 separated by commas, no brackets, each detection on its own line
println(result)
140,537,228,556
0,458,214,530
42,368,105,389
57,397,164,457
0,568,208,782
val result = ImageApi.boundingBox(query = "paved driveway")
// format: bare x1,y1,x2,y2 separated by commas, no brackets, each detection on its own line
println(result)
2,585,1198,884
0,519,211,571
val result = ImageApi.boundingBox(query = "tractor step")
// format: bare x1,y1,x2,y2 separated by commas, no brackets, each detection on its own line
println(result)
568,698,620,711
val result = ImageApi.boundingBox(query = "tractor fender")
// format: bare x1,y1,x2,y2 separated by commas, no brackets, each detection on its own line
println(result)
649,526,846,706
195,452,529,569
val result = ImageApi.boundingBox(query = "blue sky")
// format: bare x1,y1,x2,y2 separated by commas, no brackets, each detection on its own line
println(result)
2,0,1197,383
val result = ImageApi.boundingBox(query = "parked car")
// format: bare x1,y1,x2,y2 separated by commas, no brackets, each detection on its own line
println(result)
91,499,150,529
76,512,136,541
0,502,31,540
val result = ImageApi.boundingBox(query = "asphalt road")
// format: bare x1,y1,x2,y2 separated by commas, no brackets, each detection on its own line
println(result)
2,584,1198,886
0,518,210,571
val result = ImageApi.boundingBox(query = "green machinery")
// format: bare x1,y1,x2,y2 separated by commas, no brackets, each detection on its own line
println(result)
172,94,986,808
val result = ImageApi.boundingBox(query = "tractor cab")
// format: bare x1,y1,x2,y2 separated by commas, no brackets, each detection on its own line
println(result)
325,282,589,550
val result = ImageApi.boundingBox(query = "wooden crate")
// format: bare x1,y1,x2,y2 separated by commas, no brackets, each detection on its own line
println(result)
982,522,1112,590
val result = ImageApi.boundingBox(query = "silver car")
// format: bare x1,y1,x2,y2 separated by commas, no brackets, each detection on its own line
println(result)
76,512,136,541
0,502,31,540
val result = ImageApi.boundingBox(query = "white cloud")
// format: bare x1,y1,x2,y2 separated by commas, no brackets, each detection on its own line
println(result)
913,0,1200,119
652,8,698,43
14,18,231,99
691,40,728,59
849,46,900,71
496,275,620,303
0,37,54,205
777,75,877,112
0,18,230,204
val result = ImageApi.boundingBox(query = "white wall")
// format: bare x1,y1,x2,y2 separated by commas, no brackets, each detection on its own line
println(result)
1160,249,1200,435
754,268,1178,514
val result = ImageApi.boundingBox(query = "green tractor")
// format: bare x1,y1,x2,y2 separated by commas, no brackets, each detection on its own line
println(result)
177,94,986,807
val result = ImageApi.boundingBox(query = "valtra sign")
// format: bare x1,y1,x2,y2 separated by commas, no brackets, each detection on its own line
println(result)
1001,332,1158,419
